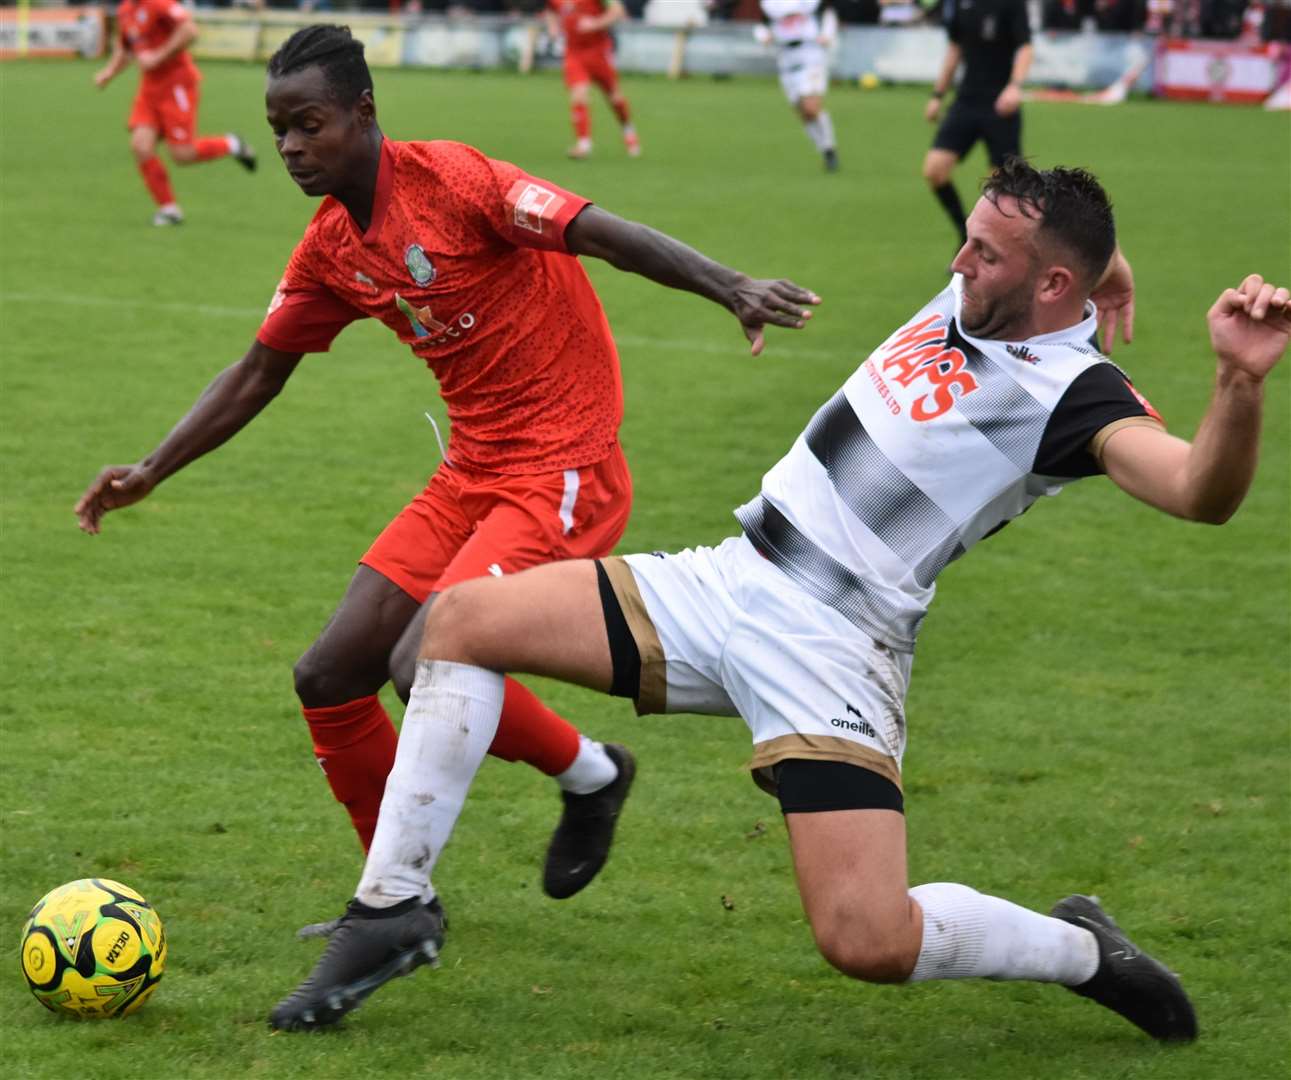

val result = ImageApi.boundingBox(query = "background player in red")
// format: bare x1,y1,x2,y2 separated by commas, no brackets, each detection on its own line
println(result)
545,0,640,159
75,25,819,933
94,0,256,226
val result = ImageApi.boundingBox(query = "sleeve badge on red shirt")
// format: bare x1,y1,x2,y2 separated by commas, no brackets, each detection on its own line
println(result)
508,181,565,235
404,244,436,286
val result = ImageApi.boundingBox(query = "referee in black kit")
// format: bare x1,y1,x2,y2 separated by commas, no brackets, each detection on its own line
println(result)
920,0,1033,249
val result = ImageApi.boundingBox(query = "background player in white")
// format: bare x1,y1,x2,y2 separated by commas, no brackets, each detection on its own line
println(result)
268,161,1289,1042
756,0,840,171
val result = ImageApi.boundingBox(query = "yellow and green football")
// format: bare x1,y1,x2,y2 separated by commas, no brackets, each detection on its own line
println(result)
20,878,166,1019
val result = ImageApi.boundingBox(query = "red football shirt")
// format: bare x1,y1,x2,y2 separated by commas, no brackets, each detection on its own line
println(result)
548,0,614,52
258,139,623,475
116,0,199,88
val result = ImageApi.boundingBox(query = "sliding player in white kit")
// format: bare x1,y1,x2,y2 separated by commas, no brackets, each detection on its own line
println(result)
271,161,1291,1043
756,0,840,170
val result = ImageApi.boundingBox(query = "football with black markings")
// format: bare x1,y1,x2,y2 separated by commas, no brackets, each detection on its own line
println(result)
20,878,166,1019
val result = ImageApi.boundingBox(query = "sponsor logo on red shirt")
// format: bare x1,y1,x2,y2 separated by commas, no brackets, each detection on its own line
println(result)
509,181,565,236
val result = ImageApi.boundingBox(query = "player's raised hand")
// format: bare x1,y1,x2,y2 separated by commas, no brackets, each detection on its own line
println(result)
1090,248,1135,354
75,465,156,535
1208,275,1291,380
729,278,821,356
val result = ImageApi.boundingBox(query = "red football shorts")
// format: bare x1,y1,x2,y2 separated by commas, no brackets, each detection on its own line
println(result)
361,444,632,603
128,78,200,147
564,45,619,93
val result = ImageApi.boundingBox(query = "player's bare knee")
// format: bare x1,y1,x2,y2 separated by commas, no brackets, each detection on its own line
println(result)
921,157,947,187
292,649,328,704
129,131,156,161
419,582,483,663
389,606,432,703
292,647,365,707
389,639,415,702
169,144,197,165
815,933,913,984
811,914,917,984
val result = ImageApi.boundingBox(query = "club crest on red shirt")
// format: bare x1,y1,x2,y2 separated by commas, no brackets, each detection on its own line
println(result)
404,244,436,286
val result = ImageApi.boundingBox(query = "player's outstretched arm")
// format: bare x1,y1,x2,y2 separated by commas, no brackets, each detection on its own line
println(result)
1101,274,1289,524
564,205,820,356
75,342,303,534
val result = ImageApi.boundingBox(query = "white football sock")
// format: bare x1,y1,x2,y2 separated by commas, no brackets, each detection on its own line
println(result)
908,882,1100,985
356,660,504,908
804,112,836,153
554,736,618,794
226,133,243,156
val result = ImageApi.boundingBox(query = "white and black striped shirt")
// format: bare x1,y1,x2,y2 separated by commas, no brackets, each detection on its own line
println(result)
736,277,1159,652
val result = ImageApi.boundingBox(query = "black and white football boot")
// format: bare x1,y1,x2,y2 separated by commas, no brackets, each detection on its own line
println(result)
270,895,445,1031
1051,894,1198,1043
297,895,447,941
542,743,636,900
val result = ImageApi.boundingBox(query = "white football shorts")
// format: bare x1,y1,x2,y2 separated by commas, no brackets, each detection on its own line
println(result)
603,535,912,797
776,43,829,103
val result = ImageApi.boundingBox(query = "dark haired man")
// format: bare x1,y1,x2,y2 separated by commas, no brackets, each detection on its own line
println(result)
76,24,819,929
922,0,1032,246
271,160,1290,1040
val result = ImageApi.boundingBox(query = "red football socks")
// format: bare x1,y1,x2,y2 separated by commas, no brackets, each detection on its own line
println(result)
571,102,591,140
192,136,232,162
304,695,397,852
612,97,631,126
488,677,581,776
137,156,175,207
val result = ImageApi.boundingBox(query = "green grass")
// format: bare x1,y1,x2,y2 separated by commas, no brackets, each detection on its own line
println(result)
2,60,1289,1079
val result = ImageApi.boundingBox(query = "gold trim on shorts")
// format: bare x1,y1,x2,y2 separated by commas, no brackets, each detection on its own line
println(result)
1089,416,1165,467
600,556,668,714
748,734,902,798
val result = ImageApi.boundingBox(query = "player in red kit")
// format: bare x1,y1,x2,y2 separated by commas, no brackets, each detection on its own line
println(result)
76,25,819,936
545,0,639,159
94,0,256,226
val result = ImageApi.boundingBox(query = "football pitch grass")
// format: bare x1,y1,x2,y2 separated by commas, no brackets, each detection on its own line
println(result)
1,57,1288,1079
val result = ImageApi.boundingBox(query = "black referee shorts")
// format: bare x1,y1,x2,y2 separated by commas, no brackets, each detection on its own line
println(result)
932,100,1022,166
